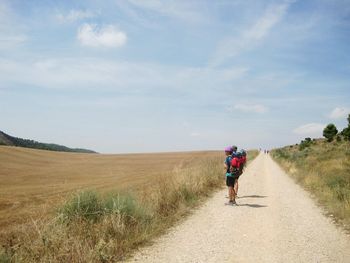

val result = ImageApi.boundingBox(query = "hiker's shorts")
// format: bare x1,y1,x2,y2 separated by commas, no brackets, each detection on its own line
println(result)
226,176,236,187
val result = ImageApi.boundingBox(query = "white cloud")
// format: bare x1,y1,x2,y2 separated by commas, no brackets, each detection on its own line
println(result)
0,58,248,94
56,9,96,23
0,35,27,49
190,132,201,137
77,24,127,48
328,107,350,119
245,3,289,40
121,0,204,23
293,123,325,135
209,2,291,67
231,104,268,114
221,67,249,81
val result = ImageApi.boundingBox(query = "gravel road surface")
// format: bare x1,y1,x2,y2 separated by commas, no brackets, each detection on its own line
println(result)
127,153,350,263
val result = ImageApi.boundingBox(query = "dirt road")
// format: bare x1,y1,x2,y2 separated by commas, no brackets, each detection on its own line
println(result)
127,153,350,263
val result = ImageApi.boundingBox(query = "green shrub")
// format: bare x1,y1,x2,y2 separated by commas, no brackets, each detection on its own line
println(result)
273,149,290,159
341,127,350,141
59,191,102,222
299,137,313,150
326,176,348,188
59,191,151,224
0,249,11,263
323,124,338,142
179,184,197,204
340,114,350,141
102,192,151,223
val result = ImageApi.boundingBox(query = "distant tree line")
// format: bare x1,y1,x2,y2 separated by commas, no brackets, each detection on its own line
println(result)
0,131,97,153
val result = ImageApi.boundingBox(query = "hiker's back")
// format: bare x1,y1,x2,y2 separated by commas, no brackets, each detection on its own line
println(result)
230,153,241,177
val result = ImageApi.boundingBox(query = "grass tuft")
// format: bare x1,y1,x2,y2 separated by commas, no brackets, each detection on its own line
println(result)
0,248,11,263
59,190,102,222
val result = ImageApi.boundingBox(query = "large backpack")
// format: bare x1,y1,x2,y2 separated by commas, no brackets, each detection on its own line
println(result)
241,149,247,159
239,150,247,175
230,153,241,177
236,152,244,176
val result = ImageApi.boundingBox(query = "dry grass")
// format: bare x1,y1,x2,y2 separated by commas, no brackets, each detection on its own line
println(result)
271,139,350,230
0,146,258,262
0,146,216,231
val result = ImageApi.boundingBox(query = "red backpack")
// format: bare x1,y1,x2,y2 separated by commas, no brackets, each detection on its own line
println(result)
239,152,247,175
230,154,241,177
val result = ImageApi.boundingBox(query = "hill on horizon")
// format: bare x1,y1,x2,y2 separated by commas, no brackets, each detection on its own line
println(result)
0,130,97,153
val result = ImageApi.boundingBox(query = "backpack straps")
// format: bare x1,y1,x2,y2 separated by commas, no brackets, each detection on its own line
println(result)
225,156,232,173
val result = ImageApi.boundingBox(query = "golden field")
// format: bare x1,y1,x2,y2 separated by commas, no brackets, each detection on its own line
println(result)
0,146,219,231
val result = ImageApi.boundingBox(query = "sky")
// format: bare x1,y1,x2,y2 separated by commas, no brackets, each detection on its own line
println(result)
0,0,350,153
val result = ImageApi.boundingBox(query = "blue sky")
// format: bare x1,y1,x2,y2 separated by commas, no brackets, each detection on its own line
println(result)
0,0,349,153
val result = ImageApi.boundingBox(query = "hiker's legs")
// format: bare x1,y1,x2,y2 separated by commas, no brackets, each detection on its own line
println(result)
228,186,234,201
226,176,236,202
234,179,239,197
226,176,233,199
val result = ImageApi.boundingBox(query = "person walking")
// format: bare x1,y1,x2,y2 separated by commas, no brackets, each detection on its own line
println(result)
224,146,236,205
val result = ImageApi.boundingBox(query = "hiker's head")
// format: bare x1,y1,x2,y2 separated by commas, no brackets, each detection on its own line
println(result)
224,146,232,155
232,145,238,152
240,149,246,156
